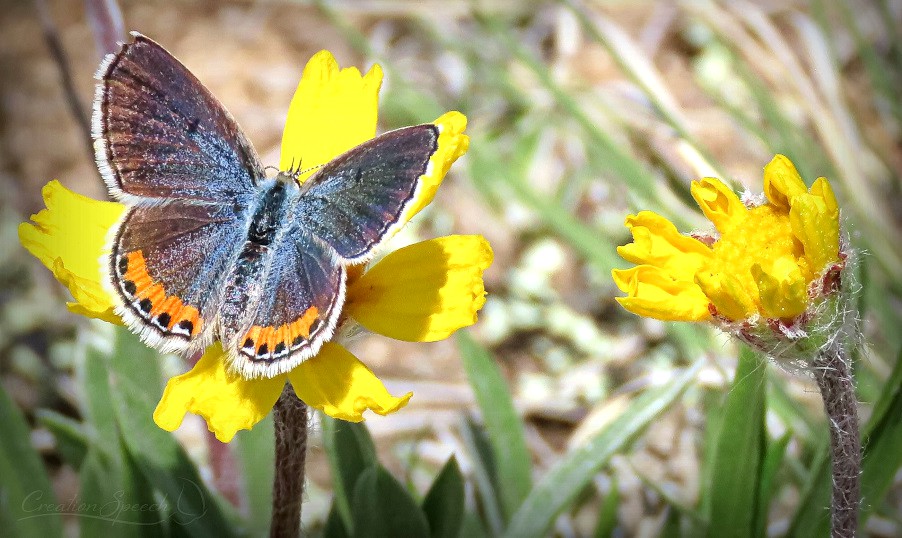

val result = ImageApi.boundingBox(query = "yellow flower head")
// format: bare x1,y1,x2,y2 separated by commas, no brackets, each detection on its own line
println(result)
613,155,843,333
20,50,492,442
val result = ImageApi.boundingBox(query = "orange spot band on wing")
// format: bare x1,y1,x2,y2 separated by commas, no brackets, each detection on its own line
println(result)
242,306,320,356
121,250,203,336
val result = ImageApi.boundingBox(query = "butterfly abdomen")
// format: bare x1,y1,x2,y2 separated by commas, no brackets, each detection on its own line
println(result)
217,180,296,345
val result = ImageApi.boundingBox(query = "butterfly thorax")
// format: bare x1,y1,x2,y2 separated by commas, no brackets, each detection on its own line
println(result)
246,178,296,247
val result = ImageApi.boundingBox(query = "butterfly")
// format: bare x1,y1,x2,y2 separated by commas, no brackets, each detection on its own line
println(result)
94,33,443,378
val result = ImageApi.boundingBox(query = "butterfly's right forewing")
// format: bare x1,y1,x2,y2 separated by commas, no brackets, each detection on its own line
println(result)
94,33,263,203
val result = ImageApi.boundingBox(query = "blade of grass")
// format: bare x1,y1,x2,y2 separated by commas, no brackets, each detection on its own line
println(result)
106,327,236,536
35,409,89,469
706,347,766,538
458,416,505,536
78,442,164,535
756,432,791,538
321,415,378,534
593,477,619,538
0,384,63,537
233,414,274,535
858,346,902,525
456,331,532,521
503,359,703,538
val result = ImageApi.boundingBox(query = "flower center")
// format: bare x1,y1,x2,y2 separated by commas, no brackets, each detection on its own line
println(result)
708,205,806,307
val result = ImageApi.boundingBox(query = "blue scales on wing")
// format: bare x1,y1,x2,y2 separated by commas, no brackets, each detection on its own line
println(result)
110,200,248,353
227,222,346,378
295,125,439,263
95,33,261,355
93,33,263,203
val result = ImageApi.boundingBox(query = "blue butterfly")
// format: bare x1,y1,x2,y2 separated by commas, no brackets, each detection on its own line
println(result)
94,33,442,378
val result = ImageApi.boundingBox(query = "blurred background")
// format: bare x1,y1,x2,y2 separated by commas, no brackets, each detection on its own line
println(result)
1,0,900,536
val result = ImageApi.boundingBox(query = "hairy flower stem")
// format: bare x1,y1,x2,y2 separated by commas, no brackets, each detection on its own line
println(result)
811,340,860,537
270,384,308,538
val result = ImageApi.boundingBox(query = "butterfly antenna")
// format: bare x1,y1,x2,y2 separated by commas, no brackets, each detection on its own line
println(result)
291,163,325,187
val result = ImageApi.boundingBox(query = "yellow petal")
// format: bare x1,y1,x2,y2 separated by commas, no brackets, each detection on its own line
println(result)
809,176,838,215
345,235,492,341
280,50,383,182
612,266,711,321
288,343,412,421
617,211,712,281
153,343,286,443
694,270,756,321
763,154,807,211
690,177,748,234
790,192,840,275
399,111,470,222
18,180,124,320
752,257,808,320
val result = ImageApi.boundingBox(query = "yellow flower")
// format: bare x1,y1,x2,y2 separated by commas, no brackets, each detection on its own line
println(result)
613,155,842,325
20,51,492,442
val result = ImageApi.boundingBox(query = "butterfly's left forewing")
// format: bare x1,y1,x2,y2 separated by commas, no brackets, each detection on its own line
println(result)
295,124,440,263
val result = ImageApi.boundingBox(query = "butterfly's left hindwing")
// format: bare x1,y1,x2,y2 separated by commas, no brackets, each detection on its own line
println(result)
224,223,346,378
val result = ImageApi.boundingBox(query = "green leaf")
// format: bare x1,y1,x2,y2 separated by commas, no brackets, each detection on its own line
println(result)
456,332,532,520
859,346,902,525
82,341,122,444
35,408,89,469
697,386,725,519
0,384,63,537
233,414,274,535
78,443,165,537
756,432,790,538
593,477,619,538
787,445,830,536
706,346,766,538
458,416,504,535
351,466,430,538
422,456,465,538
503,360,703,538
323,501,350,538
322,415,378,534
105,327,235,536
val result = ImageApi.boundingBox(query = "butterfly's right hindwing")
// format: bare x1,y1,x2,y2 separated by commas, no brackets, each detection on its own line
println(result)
107,200,250,354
